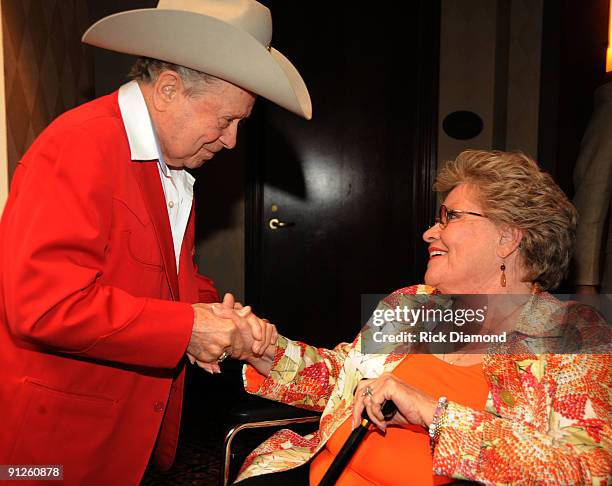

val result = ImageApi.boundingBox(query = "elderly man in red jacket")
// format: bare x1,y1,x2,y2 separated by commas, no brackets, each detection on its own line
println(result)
0,0,311,484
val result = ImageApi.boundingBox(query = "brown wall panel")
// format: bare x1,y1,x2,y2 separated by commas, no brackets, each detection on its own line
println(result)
2,0,93,181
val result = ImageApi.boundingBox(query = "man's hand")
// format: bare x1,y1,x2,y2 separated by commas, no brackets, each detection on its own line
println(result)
187,293,278,373
187,302,245,364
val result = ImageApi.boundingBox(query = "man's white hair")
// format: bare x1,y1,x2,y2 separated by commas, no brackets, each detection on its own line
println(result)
129,57,220,95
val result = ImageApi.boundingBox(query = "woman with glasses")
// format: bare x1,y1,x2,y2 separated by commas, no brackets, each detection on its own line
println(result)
226,150,610,485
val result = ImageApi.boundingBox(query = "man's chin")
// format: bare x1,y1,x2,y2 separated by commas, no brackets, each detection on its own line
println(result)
198,149,218,165
186,155,215,169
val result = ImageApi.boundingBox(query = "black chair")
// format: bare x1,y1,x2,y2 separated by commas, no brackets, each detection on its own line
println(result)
220,394,320,486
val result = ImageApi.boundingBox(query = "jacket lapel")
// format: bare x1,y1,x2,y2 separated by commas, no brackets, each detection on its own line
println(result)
133,161,180,300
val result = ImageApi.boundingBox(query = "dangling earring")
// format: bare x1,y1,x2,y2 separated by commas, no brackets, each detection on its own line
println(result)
500,260,507,287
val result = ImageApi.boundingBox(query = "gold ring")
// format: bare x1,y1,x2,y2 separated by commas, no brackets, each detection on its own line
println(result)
217,350,230,363
362,386,374,398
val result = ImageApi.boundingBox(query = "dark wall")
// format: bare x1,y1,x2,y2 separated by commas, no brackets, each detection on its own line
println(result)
87,0,156,96
539,0,610,196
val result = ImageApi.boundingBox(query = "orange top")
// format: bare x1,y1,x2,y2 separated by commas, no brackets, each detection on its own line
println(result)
309,354,489,486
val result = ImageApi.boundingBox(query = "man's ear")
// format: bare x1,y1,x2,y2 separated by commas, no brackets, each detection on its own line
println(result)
151,70,182,111
497,225,523,258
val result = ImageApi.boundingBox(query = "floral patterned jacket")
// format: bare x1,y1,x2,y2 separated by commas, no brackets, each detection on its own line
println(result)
237,285,611,485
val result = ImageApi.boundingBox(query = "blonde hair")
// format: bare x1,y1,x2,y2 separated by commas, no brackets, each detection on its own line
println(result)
435,150,577,290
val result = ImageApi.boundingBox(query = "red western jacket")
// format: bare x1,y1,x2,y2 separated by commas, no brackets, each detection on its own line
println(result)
0,91,219,484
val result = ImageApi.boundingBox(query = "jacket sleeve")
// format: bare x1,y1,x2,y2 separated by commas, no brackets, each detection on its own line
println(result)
243,335,355,411
433,352,611,485
572,82,612,286
2,123,193,369
241,285,437,411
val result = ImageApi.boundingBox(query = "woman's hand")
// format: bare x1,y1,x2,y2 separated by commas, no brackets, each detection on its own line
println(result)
212,293,278,358
352,373,438,432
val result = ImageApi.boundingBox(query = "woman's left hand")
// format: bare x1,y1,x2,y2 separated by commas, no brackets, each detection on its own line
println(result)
352,373,438,432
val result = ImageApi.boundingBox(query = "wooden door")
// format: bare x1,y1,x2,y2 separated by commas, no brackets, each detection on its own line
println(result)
246,1,440,348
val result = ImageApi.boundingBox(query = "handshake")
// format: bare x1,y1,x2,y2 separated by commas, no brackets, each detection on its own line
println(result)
185,293,278,373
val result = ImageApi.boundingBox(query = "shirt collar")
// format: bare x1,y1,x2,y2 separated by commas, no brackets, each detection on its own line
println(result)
118,80,170,177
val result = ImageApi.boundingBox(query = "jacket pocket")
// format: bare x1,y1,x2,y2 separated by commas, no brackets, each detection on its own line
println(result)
9,378,119,464
124,229,163,271
110,198,163,271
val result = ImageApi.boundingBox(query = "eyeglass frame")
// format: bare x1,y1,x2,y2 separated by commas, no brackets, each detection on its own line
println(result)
434,204,486,229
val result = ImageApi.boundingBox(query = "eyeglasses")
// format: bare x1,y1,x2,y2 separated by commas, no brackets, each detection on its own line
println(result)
434,204,486,229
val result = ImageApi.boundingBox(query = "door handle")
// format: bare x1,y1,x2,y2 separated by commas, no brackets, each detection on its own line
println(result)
269,218,295,230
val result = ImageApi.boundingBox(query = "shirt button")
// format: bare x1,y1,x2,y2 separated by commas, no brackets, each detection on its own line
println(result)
153,401,165,413
168,201,175,208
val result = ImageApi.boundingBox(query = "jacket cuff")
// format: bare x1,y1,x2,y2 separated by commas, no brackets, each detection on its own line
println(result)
432,401,483,480
243,363,267,393
242,336,293,395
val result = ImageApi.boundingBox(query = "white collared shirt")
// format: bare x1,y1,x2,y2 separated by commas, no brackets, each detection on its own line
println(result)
118,80,195,272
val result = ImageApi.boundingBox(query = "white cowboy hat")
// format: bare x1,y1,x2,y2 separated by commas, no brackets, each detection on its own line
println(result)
82,0,312,119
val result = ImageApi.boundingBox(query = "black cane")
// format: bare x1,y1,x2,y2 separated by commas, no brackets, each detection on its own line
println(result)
318,400,397,486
